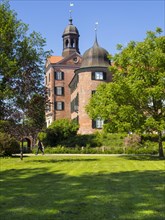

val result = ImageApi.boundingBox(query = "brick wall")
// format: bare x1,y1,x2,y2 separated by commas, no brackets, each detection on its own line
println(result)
71,69,112,134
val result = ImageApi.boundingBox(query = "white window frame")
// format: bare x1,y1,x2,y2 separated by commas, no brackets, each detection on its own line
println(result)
96,118,104,129
56,101,64,110
46,103,51,112
55,72,63,80
56,87,63,96
95,72,104,80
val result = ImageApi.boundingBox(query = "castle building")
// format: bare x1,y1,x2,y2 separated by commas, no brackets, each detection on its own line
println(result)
45,17,112,134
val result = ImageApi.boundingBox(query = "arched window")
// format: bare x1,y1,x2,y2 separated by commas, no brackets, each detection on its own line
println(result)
65,39,69,48
71,39,75,47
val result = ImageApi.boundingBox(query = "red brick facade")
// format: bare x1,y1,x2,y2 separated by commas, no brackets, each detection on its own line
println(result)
45,18,112,134
69,67,112,134
45,53,82,127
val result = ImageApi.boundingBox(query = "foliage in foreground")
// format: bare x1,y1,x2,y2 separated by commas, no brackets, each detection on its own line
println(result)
0,132,20,156
86,28,165,157
38,119,79,147
0,1,49,143
32,144,160,155
33,132,165,155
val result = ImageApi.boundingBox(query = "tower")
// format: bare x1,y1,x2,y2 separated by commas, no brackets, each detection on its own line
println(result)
62,18,80,57
69,34,112,134
45,17,82,127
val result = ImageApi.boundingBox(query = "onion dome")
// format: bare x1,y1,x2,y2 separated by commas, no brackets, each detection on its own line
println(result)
81,37,110,68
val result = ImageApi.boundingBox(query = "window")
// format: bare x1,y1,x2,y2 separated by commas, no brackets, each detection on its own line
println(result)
46,103,51,112
65,39,69,48
55,87,64,96
95,72,103,80
92,90,96,95
70,74,79,94
96,119,104,128
47,120,50,127
92,72,106,80
71,39,75,47
92,118,104,129
55,71,64,80
47,88,51,97
55,101,64,110
71,93,79,113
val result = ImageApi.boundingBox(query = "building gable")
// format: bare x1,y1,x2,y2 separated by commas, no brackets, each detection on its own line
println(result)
55,52,82,66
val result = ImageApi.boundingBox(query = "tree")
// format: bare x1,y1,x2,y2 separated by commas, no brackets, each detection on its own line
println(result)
0,1,50,145
38,119,79,147
26,94,46,129
86,28,165,158
26,94,46,143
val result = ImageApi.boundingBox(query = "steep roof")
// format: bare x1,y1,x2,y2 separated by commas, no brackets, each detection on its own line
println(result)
80,37,110,68
62,18,79,37
48,56,63,64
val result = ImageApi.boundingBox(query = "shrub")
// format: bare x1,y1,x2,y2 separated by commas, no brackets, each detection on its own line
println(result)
38,119,79,147
0,132,20,156
32,145,125,155
96,132,127,148
49,119,79,138
59,134,102,148
141,133,165,142
125,146,158,155
124,134,141,147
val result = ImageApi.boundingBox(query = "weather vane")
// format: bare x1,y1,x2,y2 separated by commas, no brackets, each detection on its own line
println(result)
69,2,74,19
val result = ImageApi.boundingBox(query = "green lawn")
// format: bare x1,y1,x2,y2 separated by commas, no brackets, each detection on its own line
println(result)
0,155,164,220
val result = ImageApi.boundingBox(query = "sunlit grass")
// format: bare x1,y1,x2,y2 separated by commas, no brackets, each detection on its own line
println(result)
0,155,164,220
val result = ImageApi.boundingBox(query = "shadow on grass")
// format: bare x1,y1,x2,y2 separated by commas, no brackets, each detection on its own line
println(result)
0,167,164,220
12,155,29,158
29,158,99,163
122,155,165,161
1,155,29,159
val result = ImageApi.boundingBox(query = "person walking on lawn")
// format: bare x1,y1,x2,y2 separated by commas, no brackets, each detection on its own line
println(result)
36,139,44,155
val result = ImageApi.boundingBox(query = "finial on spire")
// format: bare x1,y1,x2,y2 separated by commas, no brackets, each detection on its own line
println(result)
69,10,72,19
94,22,99,44
69,2,74,20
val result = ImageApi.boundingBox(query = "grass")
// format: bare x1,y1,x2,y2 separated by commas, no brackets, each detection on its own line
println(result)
0,155,165,220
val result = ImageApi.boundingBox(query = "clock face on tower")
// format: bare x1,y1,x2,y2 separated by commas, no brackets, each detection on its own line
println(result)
73,57,79,64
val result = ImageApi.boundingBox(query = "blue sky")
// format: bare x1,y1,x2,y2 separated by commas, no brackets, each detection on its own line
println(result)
8,0,165,56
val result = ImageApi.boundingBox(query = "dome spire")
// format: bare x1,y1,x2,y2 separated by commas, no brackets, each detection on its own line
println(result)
94,22,99,46
69,17,73,25
80,21,110,69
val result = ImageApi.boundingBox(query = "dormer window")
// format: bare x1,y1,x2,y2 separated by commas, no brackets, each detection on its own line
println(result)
92,72,106,80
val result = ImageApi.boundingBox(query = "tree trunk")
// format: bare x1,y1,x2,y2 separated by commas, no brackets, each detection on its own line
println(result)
20,139,23,160
158,131,164,158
